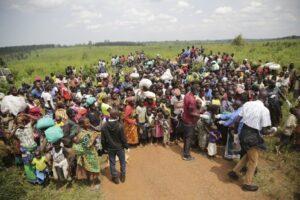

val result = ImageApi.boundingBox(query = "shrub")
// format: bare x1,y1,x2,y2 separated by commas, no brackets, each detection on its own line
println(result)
232,34,246,46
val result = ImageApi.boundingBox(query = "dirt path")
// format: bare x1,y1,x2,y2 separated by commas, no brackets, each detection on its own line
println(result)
101,144,266,200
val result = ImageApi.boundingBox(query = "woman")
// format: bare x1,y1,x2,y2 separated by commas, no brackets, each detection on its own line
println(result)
73,118,100,189
7,114,37,183
123,97,139,145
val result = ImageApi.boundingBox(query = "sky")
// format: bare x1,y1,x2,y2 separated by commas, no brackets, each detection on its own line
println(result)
0,0,299,47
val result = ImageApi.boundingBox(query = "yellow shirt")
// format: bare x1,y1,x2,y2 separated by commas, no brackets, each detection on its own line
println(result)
32,156,47,171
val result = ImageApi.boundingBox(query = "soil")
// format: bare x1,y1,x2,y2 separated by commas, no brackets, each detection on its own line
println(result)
101,144,267,200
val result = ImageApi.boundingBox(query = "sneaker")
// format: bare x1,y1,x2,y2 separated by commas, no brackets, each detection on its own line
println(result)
120,175,126,183
182,156,195,161
242,184,259,192
228,171,239,181
112,177,119,184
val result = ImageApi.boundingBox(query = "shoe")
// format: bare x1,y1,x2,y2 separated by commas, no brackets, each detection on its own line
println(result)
112,177,119,184
182,156,195,161
228,171,239,181
242,184,259,192
120,175,126,183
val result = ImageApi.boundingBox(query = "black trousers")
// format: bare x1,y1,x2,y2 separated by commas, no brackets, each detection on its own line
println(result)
182,123,195,157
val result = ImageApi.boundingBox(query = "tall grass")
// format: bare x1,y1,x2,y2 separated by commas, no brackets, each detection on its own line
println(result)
4,39,300,85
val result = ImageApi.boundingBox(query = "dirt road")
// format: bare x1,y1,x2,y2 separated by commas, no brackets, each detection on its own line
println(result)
101,144,266,200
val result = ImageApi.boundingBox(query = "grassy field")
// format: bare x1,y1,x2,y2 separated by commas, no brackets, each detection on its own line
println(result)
0,40,299,199
2,39,300,86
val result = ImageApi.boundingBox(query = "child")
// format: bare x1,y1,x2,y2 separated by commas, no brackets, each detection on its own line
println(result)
136,100,147,146
32,150,49,185
162,112,171,146
51,141,69,182
145,108,155,144
207,124,222,158
276,107,297,155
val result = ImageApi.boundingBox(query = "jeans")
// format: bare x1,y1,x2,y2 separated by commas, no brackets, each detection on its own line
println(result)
182,123,195,158
108,149,126,178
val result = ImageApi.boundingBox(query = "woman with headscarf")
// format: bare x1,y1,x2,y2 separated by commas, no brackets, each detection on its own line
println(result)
123,97,139,145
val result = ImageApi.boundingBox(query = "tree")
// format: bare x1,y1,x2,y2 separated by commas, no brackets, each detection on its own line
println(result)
232,34,246,46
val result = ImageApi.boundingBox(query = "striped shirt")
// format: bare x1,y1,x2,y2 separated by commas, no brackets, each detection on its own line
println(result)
239,100,271,131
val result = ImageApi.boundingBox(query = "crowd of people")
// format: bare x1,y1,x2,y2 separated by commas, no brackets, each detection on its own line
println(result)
0,45,299,192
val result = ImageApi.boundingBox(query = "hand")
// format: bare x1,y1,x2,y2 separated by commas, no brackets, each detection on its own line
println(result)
215,114,221,119
126,148,130,153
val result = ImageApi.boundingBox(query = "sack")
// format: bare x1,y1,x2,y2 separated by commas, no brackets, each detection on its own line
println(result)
45,126,64,143
161,69,173,81
36,117,55,130
0,95,27,116
139,78,152,89
264,62,280,70
130,72,139,79
144,91,156,99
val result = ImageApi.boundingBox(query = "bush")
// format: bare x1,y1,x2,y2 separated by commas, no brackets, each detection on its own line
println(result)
232,34,246,46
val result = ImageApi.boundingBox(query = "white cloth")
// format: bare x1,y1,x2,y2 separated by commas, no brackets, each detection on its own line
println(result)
239,100,271,131
207,143,217,156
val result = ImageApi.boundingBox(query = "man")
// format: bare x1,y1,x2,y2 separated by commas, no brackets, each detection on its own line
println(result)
181,84,201,161
101,109,128,184
228,89,272,191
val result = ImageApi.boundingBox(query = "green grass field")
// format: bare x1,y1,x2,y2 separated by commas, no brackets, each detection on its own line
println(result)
1,39,300,199
2,39,300,86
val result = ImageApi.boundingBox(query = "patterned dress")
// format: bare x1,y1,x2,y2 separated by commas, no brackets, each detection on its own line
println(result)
124,105,139,144
73,129,100,179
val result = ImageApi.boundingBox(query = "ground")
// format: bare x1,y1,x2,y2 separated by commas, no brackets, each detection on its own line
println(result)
101,144,267,200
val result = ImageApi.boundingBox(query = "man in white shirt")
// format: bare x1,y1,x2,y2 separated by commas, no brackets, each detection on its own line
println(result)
228,89,272,192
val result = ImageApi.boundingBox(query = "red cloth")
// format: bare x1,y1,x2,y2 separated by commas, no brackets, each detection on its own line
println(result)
182,92,198,125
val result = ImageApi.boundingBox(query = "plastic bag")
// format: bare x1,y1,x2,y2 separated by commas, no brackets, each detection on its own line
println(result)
0,95,27,116
36,117,55,130
45,126,64,143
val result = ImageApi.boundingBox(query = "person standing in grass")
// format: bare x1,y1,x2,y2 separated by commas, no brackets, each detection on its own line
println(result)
228,89,273,192
101,109,128,184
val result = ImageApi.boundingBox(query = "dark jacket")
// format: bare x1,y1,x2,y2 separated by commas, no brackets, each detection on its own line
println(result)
101,120,128,151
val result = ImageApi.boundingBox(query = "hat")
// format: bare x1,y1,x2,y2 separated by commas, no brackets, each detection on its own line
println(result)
35,76,42,81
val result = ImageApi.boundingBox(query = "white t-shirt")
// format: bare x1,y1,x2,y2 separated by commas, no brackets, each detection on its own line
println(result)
170,95,185,115
41,91,54,109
